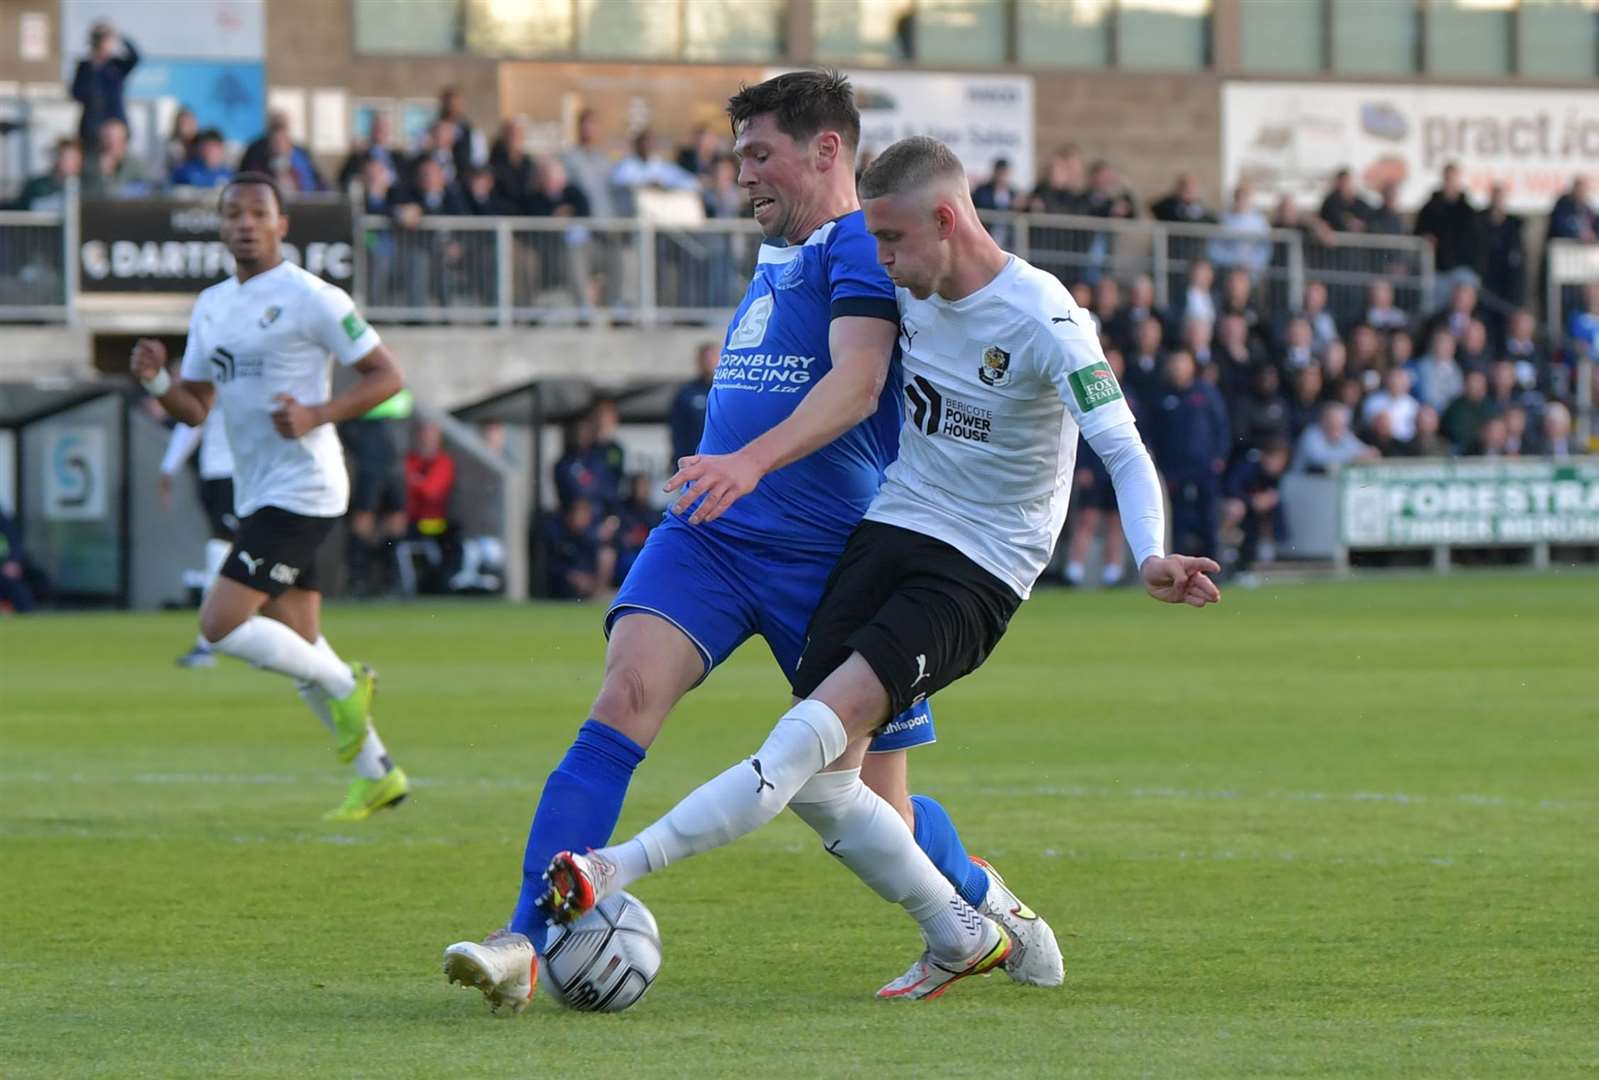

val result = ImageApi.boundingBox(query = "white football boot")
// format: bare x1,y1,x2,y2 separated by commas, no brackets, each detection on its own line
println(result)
877,915,1012,1001
443,929,538,1014
971,856,1064,987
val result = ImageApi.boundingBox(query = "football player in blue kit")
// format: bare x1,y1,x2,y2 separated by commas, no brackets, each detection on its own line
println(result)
441,70,1060,1012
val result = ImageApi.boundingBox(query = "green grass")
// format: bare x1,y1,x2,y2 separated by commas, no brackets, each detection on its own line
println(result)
2,572,1597,1079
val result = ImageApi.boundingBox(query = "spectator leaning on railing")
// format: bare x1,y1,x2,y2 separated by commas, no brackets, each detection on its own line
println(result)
1025,145,1087,215
164,107,199,176
438,87,483,179
1318,168,1370,233
170,129,233,190
339,111,402,193
242,112,325,193
1415,163,1481,291
10,137,82,210
1151,172,1216,225
1208,183,1271,277
1481,182,1525,306
488,118,536,210
83,117,153,197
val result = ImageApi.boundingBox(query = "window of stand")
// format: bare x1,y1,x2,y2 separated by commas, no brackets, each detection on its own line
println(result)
352,0,789,62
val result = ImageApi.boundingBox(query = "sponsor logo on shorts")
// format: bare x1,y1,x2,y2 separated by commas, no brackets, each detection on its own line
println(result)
269,562,301,586
236,550,262,576
1068,363,1124,413
911,653,931,687
905,375,993,443
875,709,932,739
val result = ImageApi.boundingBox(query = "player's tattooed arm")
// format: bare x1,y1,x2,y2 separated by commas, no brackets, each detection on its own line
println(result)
131,337,215,426
271,345,404,439
666,316,895,525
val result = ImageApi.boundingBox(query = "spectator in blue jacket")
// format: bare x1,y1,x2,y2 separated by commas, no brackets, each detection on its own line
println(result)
71,22,138,143
1150,349,1231,560
170,129,233,189
670,343,718,465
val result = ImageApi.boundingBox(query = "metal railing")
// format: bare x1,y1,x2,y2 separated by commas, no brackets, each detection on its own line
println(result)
355,215,762,327
0,210,71,322
0,201,1438,330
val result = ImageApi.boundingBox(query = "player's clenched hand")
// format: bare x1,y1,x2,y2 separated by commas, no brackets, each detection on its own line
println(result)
270,394,323,439
130,338,169,381
664,450,763,526
1140,554,1222,608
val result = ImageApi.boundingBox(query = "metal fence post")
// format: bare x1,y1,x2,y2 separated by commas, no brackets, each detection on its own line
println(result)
638,220,657,326
1151,222,1169,309
1418,237,1436,316
1286,233,1306,312
63,177,80,327
496,219,513,328
1577,356,1595,448
352,212,368,308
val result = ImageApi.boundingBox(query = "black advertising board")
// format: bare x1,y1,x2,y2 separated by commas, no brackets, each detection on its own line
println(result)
78,197,355,294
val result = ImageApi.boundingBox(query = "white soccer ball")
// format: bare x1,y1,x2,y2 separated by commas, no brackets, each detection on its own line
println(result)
542,891,662,1012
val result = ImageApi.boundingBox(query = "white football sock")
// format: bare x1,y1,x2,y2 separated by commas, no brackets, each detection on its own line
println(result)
789,769,989,961
295,678,335,734
353,729,392,780
1102,562,1124,586
194,632,212,654
203,539,231,588
1065,561,1085,584
211,617,357,698
599,700,850,888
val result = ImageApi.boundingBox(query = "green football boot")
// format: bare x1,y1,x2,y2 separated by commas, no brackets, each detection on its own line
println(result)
323,767,410,822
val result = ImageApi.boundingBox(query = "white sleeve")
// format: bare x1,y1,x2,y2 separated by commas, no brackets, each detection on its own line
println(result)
160,423,202,475
1042,316,1137,440
305,283,382,366
178,299,209,383
1086,420,1166,568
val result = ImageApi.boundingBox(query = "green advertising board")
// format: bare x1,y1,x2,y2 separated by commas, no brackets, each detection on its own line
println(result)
1340,458,1599,548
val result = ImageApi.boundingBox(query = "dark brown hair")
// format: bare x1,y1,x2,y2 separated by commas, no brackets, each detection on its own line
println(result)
726,69,860,155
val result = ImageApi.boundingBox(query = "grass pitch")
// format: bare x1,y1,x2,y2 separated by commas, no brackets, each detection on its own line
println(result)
2,572,1596,1079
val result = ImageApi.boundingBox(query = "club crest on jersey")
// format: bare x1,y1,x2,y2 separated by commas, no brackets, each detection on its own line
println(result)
978,345,1012,387
258,305,282,328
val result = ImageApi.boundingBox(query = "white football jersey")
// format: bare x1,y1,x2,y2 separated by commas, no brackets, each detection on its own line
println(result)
179,261,380,518
867,255,1138,599
197,405,234,480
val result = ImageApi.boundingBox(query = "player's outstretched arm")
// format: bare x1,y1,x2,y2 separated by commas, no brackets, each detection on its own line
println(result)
131,337,214,427
666,316,895,525
270,346,403,439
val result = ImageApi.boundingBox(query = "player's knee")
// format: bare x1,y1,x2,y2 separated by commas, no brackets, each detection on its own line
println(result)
198,609,238,645
591,664,659,739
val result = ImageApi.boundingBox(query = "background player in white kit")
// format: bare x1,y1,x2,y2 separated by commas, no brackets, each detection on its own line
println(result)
158,407,235,668
543,136,1221,999
130,173,411,822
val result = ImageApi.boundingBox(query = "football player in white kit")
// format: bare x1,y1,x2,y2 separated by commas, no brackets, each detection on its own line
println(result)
159,407,236,668
542,136,1221,1000
130,173,411,822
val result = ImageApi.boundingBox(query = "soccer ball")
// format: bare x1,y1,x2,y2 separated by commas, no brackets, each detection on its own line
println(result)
542,891,661,1012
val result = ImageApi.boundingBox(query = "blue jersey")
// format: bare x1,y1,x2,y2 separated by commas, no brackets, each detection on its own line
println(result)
696,211,902,552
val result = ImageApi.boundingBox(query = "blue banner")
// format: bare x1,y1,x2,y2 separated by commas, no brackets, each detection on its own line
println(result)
128,60,265,144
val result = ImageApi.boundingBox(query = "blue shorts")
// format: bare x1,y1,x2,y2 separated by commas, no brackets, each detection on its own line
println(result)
606,517,936,753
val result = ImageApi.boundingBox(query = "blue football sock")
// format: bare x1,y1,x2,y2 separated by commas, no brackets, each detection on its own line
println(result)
509,719,646,950
910,794,990,909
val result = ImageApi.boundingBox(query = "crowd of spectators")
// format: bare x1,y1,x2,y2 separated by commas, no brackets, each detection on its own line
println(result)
1058,263,1595,579
545,397,669,601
